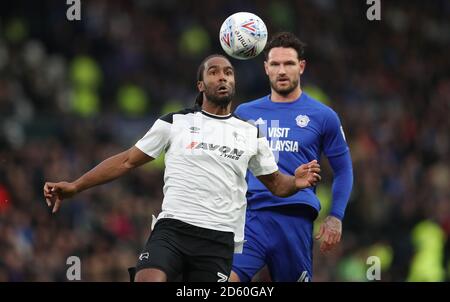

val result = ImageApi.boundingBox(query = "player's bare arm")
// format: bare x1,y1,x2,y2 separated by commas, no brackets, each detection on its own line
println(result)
257,160,321,197
43,146,153,213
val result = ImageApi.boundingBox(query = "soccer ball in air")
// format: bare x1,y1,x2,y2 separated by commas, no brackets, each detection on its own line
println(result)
219,12,268,60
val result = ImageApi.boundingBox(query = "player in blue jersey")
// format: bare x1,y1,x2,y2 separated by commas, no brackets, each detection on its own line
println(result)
230,32,354,282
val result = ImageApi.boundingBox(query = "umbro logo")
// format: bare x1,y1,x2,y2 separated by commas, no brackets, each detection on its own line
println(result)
189,126,200,133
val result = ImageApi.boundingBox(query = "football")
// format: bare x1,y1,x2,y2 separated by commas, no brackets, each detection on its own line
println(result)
219,12,268,60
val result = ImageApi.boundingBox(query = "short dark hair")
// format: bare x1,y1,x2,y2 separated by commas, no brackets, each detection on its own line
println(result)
194,54,231,107
263,32,307,61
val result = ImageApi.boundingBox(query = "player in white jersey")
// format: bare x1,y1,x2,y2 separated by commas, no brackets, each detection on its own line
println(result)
43,55,321,282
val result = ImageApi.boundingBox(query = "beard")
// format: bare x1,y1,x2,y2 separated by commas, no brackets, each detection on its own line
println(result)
204,85,235,108
270,77,299,96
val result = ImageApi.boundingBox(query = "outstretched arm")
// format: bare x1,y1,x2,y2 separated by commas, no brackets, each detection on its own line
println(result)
257,160,321,197
43,146,153,213
315,151,353,253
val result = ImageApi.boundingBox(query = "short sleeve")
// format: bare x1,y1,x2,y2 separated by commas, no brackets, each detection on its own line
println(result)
248,137,278,176
135,119,171,158
323,110,349,157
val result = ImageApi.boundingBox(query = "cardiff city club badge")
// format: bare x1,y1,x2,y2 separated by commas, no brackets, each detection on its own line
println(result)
296,115,310,128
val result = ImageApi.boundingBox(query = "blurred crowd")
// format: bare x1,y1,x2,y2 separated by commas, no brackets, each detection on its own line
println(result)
0,0,449,281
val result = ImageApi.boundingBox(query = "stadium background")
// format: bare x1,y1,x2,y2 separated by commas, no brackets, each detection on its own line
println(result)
0,0,448,281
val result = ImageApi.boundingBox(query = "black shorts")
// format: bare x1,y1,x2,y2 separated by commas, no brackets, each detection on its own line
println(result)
134,218,234,282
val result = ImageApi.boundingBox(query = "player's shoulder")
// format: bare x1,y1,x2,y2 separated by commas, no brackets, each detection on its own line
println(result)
303,93,339,118
232,113,257,128
159,106,200,124
234,95,269,116
231,113,262,138
303,93,333,111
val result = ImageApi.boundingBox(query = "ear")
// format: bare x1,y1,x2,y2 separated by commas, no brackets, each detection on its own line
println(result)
299,60,306,75
264,61,269,76
197,81,205,92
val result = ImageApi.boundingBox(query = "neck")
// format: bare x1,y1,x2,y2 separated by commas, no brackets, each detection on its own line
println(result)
271,86,302,103
201,100,232,116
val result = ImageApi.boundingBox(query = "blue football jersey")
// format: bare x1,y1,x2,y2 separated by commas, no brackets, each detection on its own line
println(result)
234,92,349,212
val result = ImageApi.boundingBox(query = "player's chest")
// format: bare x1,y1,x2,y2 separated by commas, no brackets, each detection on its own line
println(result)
252,112,322,147
170,118,257,161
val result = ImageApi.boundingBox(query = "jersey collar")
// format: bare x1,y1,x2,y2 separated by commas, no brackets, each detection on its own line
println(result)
201,110,232,119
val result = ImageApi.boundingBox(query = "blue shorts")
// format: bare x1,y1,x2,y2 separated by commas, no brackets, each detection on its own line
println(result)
232,204,317,282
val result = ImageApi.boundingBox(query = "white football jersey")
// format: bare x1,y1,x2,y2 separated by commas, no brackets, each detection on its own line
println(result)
135,107,278,251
